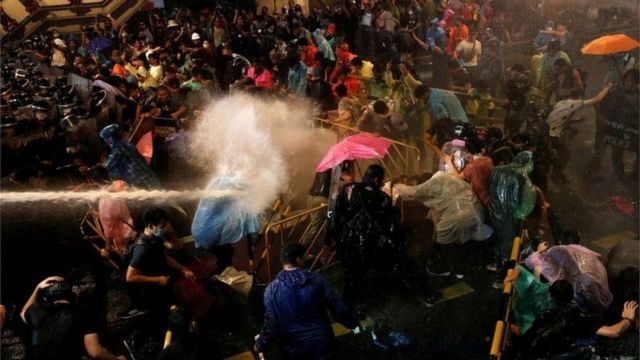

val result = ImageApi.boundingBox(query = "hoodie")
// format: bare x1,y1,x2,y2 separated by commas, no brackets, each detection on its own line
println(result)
256,268,357,359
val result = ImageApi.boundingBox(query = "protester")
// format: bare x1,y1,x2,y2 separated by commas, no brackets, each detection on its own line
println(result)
21,277,126,360
254,243,359,359
123,207,195,319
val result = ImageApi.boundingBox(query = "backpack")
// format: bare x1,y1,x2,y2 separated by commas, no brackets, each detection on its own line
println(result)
121,237,150,280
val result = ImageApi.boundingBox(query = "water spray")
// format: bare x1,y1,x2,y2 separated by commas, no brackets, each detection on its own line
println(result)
0,189,239,204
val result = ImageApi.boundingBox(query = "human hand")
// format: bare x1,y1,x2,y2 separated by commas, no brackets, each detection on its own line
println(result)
156,276,170,286
503,267,520,284
100,248,110,258
37,276,65,290
182,268,196,281
622,301,639,321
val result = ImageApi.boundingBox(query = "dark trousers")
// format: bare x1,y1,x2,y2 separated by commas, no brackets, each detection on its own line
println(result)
342,263,367,310
432,242,465,274
551,136,570,175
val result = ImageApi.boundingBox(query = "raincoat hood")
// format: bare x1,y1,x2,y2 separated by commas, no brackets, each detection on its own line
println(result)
276,268,314,288
100,123,122,143
512,151,534,174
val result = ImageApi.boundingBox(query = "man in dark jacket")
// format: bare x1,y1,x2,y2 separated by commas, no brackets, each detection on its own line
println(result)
254,243,359,360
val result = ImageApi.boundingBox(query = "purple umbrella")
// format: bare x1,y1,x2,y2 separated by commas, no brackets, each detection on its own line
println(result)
86,36,113,53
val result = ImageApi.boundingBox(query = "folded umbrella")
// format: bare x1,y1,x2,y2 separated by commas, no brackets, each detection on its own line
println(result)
581,34,639,55
316,134,392,172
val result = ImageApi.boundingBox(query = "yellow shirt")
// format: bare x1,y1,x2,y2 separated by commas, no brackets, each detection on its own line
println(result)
359,61,374,80
51,49,67,67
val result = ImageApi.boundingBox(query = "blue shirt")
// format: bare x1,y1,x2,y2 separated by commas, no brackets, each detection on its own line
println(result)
428,88,469,122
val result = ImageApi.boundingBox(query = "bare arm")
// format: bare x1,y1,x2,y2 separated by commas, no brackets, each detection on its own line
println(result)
84,333,125,360
596,301,638,338
125,266,167,285
165,252,195,280
583,83,612,106
412,31,429,51
20,276,65,323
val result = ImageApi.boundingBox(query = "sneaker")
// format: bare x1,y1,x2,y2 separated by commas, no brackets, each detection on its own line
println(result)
423,292,441,307
453,273,464,280
486,263,498,272
492,281,504,289
426,268,451,277
119,308,147,320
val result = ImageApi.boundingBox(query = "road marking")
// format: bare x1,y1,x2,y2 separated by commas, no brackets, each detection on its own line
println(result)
593,230,637,249
436,281,475,304
332,322,352,336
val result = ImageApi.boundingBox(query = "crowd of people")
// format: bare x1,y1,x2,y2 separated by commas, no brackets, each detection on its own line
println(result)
1,0,638,359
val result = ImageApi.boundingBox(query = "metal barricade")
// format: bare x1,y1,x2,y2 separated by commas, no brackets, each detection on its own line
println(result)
489,230,527,360
256,203,334,282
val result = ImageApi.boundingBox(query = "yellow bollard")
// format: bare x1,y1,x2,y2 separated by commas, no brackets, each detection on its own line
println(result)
510,237,521,262
490,320,505,357
163,305,177,349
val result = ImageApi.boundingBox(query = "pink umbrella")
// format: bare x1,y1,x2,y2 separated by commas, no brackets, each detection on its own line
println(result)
316,134,392,172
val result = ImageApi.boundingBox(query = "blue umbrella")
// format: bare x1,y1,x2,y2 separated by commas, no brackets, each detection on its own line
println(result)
86,36,113,53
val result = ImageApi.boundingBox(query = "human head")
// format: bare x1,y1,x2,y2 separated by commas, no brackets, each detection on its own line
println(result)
191,67,205,81
148,51,159,66
549,280,574,305
508,64,524,79
430,17,440,29
42,279,74,303
373,100,389,115
335,84,348,97
280,242,306,266
191,32,201,46
143,207,169,234
514,73,530,92
297,37,309,50
512,150,534,174
351,57,363,69
157,86,170,102
363,164,385,188
553,57,569,73
414,84,431,101
622,68,639,93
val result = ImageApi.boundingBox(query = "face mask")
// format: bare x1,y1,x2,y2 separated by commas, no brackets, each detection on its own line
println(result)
153,227,166,238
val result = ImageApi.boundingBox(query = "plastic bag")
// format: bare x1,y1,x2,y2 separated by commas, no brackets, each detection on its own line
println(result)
489,151,536,222
191,175,261,250
537,245,613,313
97,180,137,255
438,140,469,174
512,265,555,334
